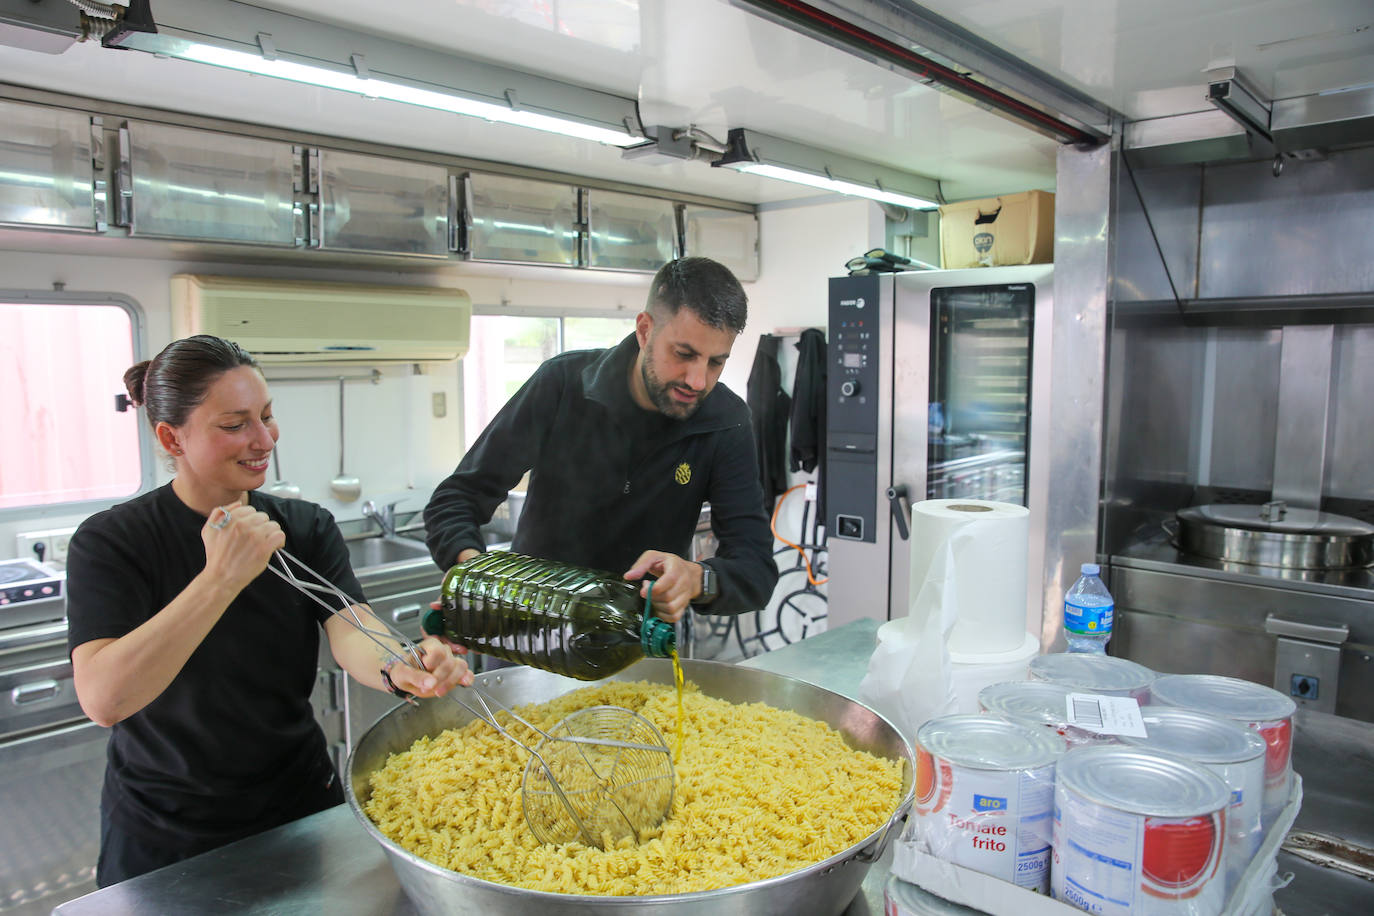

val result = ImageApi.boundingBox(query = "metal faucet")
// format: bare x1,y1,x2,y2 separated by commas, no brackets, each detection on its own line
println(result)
361,500,398,538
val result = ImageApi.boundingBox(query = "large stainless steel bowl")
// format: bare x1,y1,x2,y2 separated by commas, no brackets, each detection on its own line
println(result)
346,659,914,916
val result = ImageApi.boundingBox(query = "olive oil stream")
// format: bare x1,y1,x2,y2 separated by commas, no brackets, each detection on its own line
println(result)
670,648,684,763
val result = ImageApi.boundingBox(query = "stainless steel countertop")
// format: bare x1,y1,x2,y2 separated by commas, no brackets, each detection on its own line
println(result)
52,618,1374,915
52,620,892,916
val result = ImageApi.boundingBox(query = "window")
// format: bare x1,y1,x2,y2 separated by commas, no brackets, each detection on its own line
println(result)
462,314,632,447
0,299,144,511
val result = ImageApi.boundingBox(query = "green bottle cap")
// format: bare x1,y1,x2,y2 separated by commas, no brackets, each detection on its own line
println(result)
641,617,676,657
422,606,446,639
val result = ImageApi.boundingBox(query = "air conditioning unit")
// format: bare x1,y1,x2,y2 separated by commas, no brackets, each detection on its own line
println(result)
170,275,471,363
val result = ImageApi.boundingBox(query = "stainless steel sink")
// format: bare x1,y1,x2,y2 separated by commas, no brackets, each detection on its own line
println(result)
344,536,432,571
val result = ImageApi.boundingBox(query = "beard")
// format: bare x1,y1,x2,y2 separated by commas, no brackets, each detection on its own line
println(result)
640,346,703,420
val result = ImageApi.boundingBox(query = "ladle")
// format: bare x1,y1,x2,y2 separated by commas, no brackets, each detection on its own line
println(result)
267,449,301,499
330,378,362,502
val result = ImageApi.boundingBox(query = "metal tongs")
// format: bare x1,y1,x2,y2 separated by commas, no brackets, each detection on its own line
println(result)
266,548,674,848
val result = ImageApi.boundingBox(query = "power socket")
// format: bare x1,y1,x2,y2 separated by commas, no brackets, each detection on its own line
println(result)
15,528,77,568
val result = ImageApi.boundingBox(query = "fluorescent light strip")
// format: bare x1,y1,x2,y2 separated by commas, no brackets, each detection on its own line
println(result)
176,43,640,147
733,162,938,210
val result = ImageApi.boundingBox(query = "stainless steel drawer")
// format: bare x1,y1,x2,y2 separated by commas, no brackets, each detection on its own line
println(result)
1,656,82,736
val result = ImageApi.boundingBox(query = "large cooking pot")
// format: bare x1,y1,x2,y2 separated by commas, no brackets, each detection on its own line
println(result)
346,659,913,916
1171,501,1374,570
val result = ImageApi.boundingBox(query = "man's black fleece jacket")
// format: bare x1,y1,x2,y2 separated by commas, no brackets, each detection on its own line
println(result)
424,334,779,614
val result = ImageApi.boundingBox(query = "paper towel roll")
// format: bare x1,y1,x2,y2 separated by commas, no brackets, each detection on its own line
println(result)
907,499,1029,656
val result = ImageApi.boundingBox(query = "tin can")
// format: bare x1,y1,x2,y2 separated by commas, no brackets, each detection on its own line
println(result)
884,876,987,915
978,680,1116,748
914,714,1067,893
1148,674,1296,828
1029,653,1155,701
1121,706,1266,895
1053,746,1231,915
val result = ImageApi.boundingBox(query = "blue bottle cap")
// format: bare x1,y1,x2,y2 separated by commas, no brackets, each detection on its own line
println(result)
1081,562,1100,576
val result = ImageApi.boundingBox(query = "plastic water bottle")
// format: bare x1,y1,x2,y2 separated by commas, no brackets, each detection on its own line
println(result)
1063,563,1113,654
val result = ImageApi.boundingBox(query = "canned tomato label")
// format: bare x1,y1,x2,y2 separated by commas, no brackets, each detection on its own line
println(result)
1123,707,1267,894
1052,747,1231,916
1149,674,1295,827
915,715,1066,893
1248,716,1293,821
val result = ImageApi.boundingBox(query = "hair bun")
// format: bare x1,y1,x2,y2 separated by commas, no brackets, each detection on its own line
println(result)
122,361,151,407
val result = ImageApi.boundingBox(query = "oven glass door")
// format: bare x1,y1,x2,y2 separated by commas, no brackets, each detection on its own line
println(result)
927,283,1035,504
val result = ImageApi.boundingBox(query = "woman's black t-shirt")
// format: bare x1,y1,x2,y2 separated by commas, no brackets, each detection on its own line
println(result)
65,485,365,844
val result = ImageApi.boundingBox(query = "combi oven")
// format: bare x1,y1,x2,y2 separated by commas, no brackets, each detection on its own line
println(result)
822,266,1055,634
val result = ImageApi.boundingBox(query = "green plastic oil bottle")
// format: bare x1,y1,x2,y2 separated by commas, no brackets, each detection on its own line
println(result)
424,551,676,681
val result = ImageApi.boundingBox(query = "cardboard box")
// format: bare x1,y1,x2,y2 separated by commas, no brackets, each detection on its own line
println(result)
940,190,1055,268
891,774,1302,916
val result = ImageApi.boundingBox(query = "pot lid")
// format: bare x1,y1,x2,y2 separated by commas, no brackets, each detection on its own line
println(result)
1177,501,1374,537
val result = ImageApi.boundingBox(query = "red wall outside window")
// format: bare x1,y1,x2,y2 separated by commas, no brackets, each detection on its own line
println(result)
0,303,142,510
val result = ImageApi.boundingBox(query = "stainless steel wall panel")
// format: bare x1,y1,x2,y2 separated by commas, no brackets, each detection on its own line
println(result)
463,172,578,266
317,150,449,257
1114,160,1200,303
125,121,298,245
1272,325,1335,509
1198,147,1374,299
682,206,759,281
584,188,677,273
1112,327,1204,488
1041,142,1114,649
1208,328,1281,491
0,101,96,232
1327,324,1374,501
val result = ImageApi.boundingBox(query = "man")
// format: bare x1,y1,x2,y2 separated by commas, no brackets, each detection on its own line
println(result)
424,257,778,623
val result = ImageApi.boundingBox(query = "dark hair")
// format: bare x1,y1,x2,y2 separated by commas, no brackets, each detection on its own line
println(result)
646,257,748,333
124,335,260,430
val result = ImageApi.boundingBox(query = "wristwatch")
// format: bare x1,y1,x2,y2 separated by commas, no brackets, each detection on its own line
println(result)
696,563,719,605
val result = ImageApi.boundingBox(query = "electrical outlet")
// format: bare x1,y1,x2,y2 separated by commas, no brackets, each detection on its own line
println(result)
15,528,77,568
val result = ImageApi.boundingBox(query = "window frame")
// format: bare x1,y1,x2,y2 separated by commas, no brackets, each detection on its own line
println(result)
461,305,636,451
0,289,154,523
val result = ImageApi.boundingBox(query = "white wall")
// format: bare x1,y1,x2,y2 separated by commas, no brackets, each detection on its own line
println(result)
716,196,885,648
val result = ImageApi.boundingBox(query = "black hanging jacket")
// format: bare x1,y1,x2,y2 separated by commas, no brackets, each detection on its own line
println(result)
746,334,791,510
789,328,827,473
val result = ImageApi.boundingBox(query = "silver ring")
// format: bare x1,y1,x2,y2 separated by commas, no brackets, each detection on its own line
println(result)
209,508,233,530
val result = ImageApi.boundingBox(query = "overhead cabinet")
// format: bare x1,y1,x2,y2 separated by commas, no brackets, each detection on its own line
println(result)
462,172,579,266
120,121,300,246
682,205,760,282
585,188,677,273
316,150,450,257
0,98,757,275
0,101,103,232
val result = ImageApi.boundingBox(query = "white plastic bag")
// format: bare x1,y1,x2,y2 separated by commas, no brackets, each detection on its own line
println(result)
858,532,968,744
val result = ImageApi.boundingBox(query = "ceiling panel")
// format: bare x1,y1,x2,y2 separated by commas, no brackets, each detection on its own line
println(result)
0,0,1062,204
911,0,1374,119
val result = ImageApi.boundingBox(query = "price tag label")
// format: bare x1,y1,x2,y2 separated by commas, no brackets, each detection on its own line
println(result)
1065,692,1148,737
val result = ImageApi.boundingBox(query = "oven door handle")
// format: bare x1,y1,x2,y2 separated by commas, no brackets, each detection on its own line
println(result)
10,679,61,706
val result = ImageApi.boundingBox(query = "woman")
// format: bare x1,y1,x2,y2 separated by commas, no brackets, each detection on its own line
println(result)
66,334,470,886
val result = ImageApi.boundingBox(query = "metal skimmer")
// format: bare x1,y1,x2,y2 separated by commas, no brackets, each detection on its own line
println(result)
266,547,675,848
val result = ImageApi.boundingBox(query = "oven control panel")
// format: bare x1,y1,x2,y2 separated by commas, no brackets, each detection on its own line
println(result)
826,275,880,542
